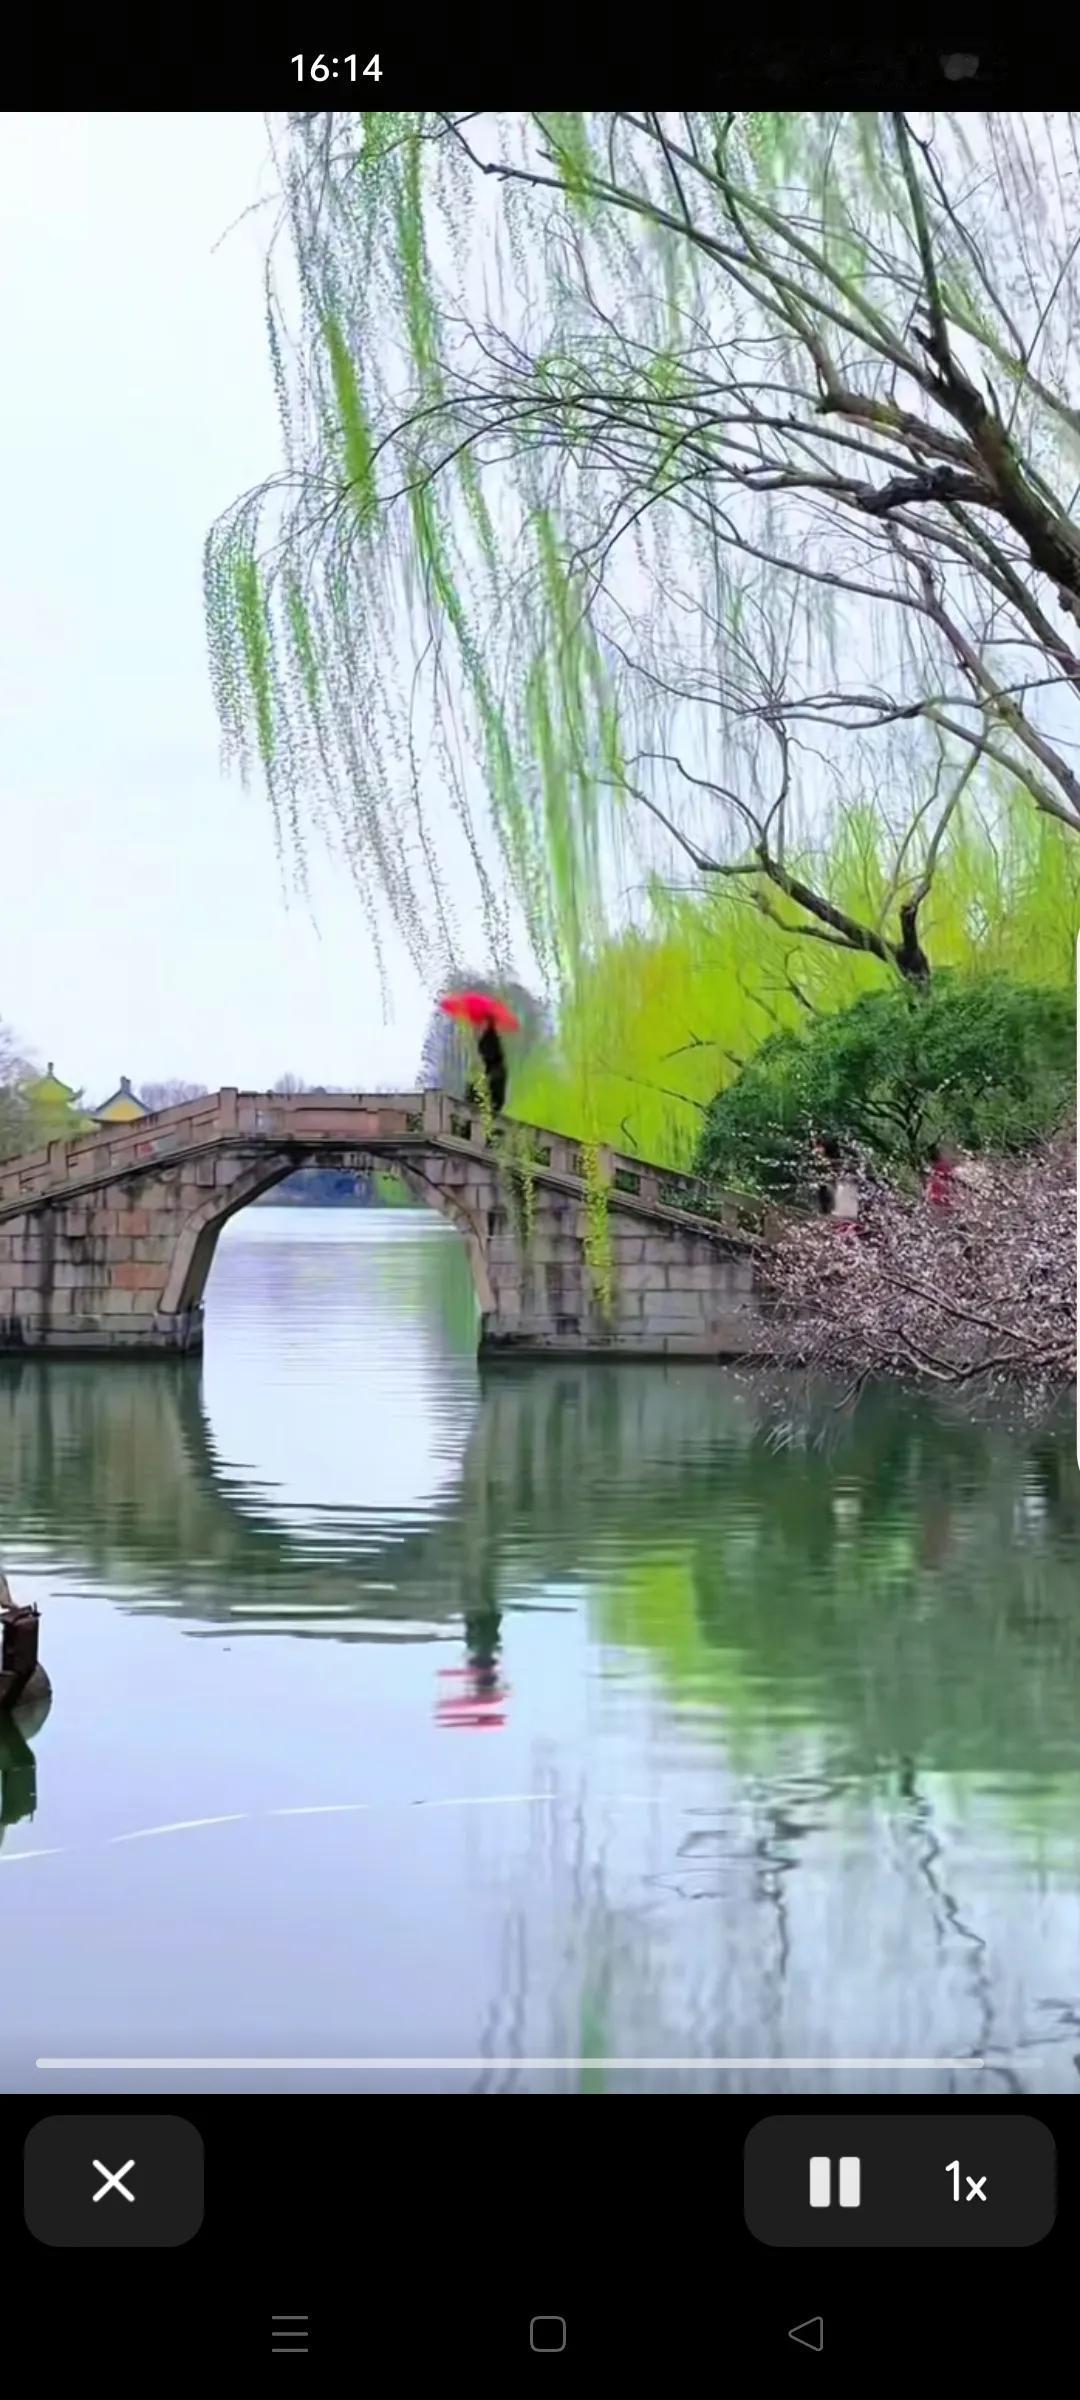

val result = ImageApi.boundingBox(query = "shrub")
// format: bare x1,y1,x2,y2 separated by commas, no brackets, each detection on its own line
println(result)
694,973,1076,1196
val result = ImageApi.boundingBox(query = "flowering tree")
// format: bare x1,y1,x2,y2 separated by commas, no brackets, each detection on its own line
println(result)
761,1127,1076,1396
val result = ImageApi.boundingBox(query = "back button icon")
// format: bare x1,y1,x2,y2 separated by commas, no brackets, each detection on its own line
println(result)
789,2315,824,2352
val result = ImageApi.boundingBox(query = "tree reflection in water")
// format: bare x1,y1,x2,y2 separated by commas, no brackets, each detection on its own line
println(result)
1,1311,1078,2091
1,1353,1078,1789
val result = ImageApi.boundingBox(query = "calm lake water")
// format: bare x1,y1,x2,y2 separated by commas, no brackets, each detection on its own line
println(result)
1,1207,1078,2095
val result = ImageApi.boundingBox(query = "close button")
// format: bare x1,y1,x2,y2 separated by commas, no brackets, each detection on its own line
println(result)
25,2115,204,2248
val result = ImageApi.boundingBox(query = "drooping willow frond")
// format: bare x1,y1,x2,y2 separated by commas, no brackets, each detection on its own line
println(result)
206,110,1080,1016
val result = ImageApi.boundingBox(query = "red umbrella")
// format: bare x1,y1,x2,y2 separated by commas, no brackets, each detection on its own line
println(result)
439,990,521,1033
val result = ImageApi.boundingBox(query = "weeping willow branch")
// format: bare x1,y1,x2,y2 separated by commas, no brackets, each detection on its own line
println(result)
205,109,1080,999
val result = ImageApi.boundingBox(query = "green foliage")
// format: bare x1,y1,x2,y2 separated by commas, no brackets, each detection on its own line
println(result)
581,1139,615,1314
589,1379,1080,1807
540,112,597,210
513,792,1080,1169
0,1099,26,1162
233,550,276,774
694,973,1077,1193
498,1120,540,1252
0,1023,89,1162
26,1091,87,1147
322,311,377,524
0,1019,31,1162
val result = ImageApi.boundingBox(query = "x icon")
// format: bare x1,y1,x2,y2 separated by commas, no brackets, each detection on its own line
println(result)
92,2158,136,2205
966,2176,987,2202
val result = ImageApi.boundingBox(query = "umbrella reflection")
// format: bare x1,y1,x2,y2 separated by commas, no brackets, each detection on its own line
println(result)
435,1601,509,1729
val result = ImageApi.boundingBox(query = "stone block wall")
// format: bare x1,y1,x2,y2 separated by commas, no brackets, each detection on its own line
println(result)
0,1197,181,1351
0,1149,291,1353
478,1189,765,1358
417,1147,765,1359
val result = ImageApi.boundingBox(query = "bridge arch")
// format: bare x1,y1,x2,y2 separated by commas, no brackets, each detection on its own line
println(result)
159,1149,495,1331
389,1158,495,1315
159,1154,297,1318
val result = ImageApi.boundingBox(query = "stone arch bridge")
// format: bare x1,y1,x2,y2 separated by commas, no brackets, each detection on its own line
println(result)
0,1088,768,1359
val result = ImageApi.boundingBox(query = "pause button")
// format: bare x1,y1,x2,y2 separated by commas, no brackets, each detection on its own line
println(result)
809,2155,861,2208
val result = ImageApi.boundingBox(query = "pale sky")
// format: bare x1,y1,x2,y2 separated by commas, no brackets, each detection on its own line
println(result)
1,113,484,1103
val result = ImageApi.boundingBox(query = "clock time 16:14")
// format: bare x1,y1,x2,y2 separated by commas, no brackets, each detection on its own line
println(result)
291,55,382,80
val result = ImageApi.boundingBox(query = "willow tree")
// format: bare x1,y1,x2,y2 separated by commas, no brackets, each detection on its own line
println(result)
206,111,1080,998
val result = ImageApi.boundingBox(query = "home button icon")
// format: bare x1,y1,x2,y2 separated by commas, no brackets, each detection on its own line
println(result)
530,2315,567,2352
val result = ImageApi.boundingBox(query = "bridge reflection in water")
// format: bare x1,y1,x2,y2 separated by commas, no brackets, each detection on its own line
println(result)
0,1205,1078,2093
2,1338,1078,1779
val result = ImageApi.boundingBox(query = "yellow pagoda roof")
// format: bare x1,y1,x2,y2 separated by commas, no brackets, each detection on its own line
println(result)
25,1061,81,1104
89,1075,149,1122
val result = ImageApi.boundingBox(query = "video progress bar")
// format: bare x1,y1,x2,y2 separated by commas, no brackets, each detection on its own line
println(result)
37,2056,986,2072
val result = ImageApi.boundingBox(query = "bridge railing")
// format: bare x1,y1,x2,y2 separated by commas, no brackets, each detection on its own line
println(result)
0,1091,234,1210
430,1096,765,1232
0,1085,765,1233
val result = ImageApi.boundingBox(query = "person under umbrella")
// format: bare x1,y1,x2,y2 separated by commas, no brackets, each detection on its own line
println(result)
469,1019,507,1114
438,991,521,1120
